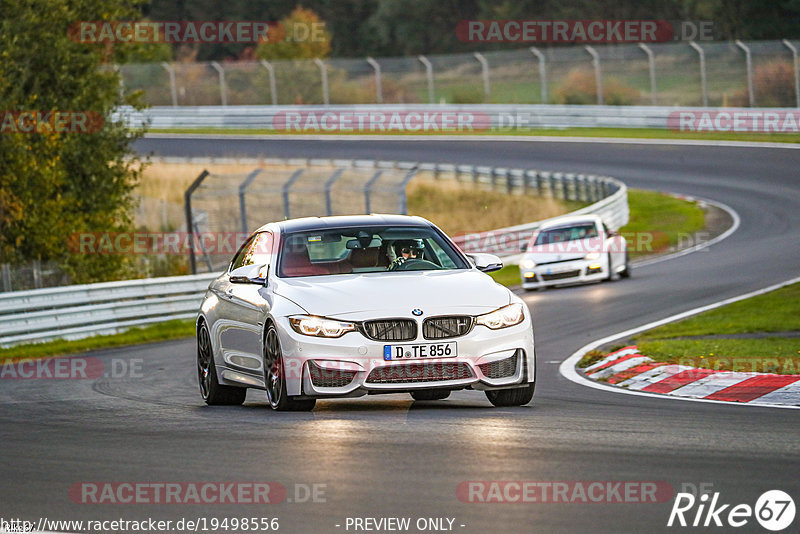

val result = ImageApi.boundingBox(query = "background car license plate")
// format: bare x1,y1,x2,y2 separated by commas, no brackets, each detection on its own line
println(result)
384,342,457,360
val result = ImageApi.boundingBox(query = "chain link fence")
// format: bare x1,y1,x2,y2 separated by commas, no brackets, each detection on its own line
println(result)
120,40,800,108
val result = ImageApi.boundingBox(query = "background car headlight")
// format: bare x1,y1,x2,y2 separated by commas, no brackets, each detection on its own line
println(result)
289,316,357,338
519,259,536,270
475,303,525,329
584,252,601,260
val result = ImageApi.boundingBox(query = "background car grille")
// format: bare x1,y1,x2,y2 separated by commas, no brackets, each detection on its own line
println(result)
541,269,581,281
366,362,473,384
423,316,473,339
478,352,519,379
308,361,357,388
361,319,417,341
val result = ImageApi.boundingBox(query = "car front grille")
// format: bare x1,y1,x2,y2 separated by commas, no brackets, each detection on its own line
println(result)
423,316,474,339
366,362,474,384
541,269,581,281
478,352,519,379
308,361,357,388
361,319,417,341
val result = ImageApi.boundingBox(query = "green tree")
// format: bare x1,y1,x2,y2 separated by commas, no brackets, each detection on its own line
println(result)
0,0,148,283
257,6,332,60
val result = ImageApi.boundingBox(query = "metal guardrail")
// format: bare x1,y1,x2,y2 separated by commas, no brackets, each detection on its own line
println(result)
117,103,706,130
3,159,627,348
0,273,218,347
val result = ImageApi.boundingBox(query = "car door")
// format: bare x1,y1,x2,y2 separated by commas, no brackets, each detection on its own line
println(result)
216,231,275,375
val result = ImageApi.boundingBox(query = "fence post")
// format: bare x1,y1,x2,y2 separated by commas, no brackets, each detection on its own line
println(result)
210,62,227,106
313,58,330,105
363,170,383,213
473,52,490,102
735,40,755,107
584,46,603,105
161,62,178,107
418,55,435,103
638,43,657,105
782,40,800,108
238,169,262,233
1,264,10,292
324,168,345,215
260,60,278,105
689,41,708,107
366,57,383,104
529,47,548,104
282,169,305,220
397,169,419,215
184,170,210,275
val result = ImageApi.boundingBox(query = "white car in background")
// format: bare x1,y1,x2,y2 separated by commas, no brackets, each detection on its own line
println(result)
519,214,629,290
196,214,536,411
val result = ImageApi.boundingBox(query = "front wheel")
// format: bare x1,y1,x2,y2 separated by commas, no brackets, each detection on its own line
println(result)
197,323,246,406
263,326,316,412
485,383,534,407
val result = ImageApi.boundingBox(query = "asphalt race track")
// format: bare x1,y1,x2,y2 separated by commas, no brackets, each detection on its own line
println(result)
2,137,799,533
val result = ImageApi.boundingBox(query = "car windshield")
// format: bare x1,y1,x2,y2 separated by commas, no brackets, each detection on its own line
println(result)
278,226,469,278
534,223,598,245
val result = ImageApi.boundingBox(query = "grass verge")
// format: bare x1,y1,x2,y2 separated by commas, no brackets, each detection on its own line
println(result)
633,282,800,374
621,190,706,259
0,320,195,361
147,127,800,144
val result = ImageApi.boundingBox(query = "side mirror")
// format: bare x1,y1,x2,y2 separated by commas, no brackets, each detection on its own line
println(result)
229,263,268,285
520,242,528,252
467,253,503,273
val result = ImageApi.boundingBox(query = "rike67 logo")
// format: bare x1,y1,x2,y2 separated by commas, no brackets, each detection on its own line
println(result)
668,489,795,531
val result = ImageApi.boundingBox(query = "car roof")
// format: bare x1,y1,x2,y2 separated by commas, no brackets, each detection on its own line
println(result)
538,214,603,231
257,214,433,234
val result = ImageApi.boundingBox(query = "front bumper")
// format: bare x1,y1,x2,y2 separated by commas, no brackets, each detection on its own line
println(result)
520,259,607,289
275,315,535,397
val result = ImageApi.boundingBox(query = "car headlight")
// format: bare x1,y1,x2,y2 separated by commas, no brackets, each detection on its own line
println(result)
584,252,601,260
289,315,357,338
475,303,525,330
519,259,536,270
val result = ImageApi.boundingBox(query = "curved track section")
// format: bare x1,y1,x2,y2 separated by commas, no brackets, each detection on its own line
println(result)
1,137,798,534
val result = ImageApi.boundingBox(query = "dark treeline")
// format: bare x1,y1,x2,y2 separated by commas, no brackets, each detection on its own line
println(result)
143,0,800,61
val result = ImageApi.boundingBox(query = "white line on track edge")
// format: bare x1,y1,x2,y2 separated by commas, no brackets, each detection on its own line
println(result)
558,274,800,410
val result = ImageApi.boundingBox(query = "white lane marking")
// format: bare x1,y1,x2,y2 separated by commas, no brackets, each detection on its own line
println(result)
558,274,800,410
634,193,741,268
144,132,800,150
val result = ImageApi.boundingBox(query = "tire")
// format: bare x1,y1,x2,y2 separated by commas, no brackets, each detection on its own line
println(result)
606,253,614,281
619,251,631,278
485,383,535,407
197,322,246,406
263,325,316,412
410,389,451,401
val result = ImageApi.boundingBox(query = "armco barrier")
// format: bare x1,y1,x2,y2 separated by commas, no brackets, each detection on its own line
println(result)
0,273,218,347
3,159,627,347
114,103,726,131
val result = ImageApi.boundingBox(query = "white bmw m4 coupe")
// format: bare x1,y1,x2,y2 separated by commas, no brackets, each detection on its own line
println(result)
196,214,535,411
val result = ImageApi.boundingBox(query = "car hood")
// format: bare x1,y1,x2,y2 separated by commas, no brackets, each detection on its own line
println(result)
526,237,604,264
272,270,511,319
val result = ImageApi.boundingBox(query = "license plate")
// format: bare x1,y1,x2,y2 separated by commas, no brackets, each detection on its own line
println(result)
383,342,457,360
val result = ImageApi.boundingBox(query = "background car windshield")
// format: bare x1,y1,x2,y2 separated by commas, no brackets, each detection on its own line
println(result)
278,226,468,277
535,223,598,245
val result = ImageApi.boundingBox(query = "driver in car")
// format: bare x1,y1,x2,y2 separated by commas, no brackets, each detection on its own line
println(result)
387,239,424,271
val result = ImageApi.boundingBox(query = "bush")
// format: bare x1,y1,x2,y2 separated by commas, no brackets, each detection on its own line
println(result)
731,61,797,107
555,69,640,106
